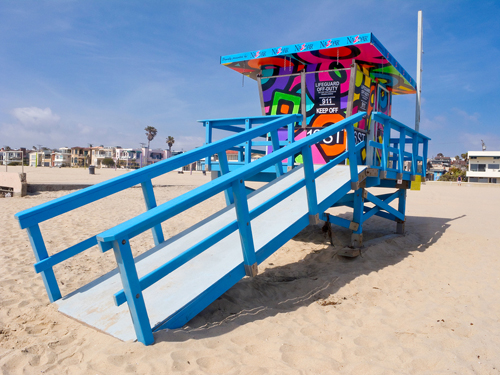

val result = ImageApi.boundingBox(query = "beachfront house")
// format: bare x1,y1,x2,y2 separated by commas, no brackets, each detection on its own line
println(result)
91,146,116,168
0,148,25,165
115,148,142,168
71,147,91,167
466,150,500,183
53,147,71,167
141,147,169,166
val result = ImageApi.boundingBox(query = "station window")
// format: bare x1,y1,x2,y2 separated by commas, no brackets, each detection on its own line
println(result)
488,164,499,170
494,156,500,160
470,156,477,159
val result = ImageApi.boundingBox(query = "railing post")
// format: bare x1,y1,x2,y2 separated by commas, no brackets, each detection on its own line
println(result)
302,145,319,224
381,119,391,178
231,179,258,277
366,117,376,167
204,121,212,172
141,180,164,246
287,120,295,169
411,135,419,177
26,224,61,302
345,124,360,190
244,119,252,164
270,130,284,177
398,128,406,177
423,138,429,177
217,151,234,206
112,237,154,345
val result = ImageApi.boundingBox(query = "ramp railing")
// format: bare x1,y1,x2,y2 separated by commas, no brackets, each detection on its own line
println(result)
15,114,301,304
202,115,297,171
95,112,366,345
368,112,430,180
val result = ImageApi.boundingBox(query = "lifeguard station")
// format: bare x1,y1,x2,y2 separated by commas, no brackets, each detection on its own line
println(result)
15,33,429,345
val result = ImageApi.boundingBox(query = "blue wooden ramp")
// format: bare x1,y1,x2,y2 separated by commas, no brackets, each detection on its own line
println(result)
15,112,430,345
55,164,364,342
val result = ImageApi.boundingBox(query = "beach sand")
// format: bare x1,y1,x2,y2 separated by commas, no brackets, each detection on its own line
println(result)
1,167,500,374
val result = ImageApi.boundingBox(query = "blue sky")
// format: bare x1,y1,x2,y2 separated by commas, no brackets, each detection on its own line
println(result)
0,0,499,157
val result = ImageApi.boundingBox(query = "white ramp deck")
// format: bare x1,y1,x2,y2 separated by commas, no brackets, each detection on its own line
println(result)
56,165,365,342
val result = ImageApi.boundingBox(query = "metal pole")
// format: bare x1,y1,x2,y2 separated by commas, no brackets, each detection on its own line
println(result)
415,10,423,132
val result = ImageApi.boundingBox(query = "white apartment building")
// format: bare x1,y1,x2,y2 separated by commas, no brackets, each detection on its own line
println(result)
91,146,116,167
467,151,500,183
1,149,24,165
53,147,71,167
115,148,142,168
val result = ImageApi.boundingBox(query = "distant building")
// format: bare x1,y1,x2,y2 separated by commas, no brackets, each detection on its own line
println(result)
115,148,142,169
0,148,25,165
53,147,71,167
91,146,116,168
466,151,500,183
142,148,169,166
71,147,91,167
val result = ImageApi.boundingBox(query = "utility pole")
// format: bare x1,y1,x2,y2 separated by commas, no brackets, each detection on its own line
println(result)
415,10,423,133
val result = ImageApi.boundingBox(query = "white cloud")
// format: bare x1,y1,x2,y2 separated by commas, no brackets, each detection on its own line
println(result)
451,108,480,123
174,136,205,151
459,132,500,151
10,107,60,127
420,114,447,130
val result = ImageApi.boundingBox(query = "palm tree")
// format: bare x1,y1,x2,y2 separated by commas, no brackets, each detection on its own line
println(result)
144,126,158,165
166,136,175,155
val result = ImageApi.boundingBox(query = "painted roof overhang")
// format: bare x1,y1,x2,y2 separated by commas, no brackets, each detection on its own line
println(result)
221,33,416,95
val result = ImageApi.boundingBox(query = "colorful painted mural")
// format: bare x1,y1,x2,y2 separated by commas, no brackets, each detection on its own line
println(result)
225,33,401,165
222,33,416,95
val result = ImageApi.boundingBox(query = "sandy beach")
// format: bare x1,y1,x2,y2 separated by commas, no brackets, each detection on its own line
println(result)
1,167,500,374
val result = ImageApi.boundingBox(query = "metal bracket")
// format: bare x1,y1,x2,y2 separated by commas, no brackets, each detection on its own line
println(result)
351,181,359,191
366,168,379,177
411,175,417,181
244,262,258,277
362,189,368,199
287,166,293,172
396,173,403,180
380,171,388,179
349,221,359,231
309,213,320,225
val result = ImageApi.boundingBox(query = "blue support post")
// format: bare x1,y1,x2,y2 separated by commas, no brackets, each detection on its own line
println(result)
112,238,154,345
141,180,164,246
244,119,252,164
397,188,406,234
217,151,234,205
270,130,284,177
204,121,212,171
301,145,318,224
26,225,61,302
231,179,258,277
351,188,364,247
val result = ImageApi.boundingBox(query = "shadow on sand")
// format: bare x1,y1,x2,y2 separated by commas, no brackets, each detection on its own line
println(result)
154,213,465,343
